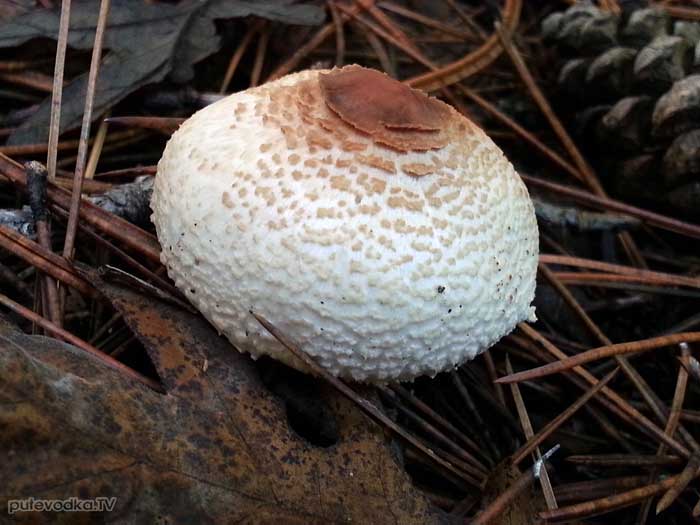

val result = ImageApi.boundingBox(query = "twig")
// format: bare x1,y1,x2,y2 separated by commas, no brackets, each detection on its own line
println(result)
406,0,521,90
482,352,506,407
440,0,487,39
497,334,700,385
0,291,162,393
460,86,581,180
523,174,700,239
540,466,700,521
0,59,52,73
336,2,476,126
378,387,488,478
84,115,110,179
506,354,558,510
636,344,692,521
364,1,421,54
0,154,161,263
517,323,690,458
268,2,366,81
334,2,433,69
664,5,700,21
541,254,700,289
328,1,346,67
555,476,650,504
62,0,111,261
511,368,619,465
599,0,621,14
249,23,270,88
219,20,262,93
451,371,501,461
471,445,560,525
539,263,689,440
0,129,142,156
96,265,195,314
582,404,636,454
52,175,113,194
0,224,96,298
361,25,396,77
495,23,602,196
379,2,477,42
25,161,61,326
93,165,156,179
565,455,683,468
390,384,490,466
0,71,55,93
655,350,697,514
533,198,639,231
51,205,180,300
494,22,646,267
553,272,700,288
46,0,72,181
105,116,184,136
681,354,700,383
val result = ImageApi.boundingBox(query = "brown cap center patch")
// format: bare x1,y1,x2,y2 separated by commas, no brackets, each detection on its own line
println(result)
319,65,451,152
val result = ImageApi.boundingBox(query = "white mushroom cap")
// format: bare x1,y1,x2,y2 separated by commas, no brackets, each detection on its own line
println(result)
151,65,538,383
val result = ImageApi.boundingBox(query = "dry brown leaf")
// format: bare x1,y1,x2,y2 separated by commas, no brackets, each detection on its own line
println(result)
0,268,442,524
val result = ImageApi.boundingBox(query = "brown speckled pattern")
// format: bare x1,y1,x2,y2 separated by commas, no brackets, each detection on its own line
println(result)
151,67,538,382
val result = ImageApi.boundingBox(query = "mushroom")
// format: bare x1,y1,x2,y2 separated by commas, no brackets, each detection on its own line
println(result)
151,65,538,382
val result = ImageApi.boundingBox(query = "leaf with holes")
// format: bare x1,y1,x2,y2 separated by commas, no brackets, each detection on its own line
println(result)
0,0,324,145
0,268,440,524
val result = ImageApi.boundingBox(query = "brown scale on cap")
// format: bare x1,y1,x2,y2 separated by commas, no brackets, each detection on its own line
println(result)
255,65,483,178
319,65,452,152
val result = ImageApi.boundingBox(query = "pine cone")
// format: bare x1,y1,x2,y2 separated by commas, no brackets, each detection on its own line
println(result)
542,2,700,218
